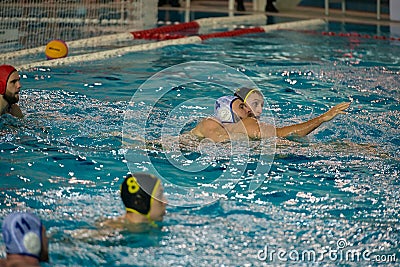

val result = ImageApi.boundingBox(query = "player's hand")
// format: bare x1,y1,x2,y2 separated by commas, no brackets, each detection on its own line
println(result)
322,102,351,122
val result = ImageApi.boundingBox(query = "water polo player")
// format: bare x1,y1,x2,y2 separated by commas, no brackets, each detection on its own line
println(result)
190,96,253,142
234,87,264,119
191,94,351,141
120,173,166,224
99,173,167,230
0,64,23,118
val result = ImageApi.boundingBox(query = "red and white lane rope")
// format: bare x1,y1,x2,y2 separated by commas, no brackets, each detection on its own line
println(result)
15,16,327,69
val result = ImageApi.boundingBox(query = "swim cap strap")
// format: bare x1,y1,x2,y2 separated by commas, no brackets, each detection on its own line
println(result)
147,179,161,227
243,89,256,103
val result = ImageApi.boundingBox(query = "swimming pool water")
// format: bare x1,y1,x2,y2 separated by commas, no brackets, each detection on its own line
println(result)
1,21,399,266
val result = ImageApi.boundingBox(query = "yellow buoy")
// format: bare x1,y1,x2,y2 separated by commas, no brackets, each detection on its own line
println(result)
45,40,68,60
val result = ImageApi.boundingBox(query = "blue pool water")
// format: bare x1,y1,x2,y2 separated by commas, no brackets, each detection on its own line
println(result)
1,21,399,266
